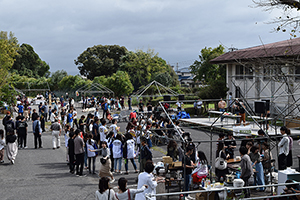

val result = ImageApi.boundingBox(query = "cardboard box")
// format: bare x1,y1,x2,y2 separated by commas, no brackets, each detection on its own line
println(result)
162,156,173,165
172,161,182,168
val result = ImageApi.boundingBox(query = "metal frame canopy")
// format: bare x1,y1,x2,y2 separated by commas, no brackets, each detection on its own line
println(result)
132,80,178,98
76,83,114,96
12,82,50,93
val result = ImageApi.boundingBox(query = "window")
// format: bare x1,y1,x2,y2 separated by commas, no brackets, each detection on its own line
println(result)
235,65,244,80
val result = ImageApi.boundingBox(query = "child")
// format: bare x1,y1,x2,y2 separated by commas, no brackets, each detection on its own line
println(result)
0,130,5,163
68,131,75,173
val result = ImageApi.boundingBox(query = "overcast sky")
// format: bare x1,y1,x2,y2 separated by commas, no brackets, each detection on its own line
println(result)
0,0,295,75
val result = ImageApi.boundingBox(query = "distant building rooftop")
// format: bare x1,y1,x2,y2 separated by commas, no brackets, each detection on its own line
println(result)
211,37,300,64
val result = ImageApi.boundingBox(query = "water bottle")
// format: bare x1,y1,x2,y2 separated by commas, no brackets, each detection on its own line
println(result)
220,176,224,186
201,178,205,187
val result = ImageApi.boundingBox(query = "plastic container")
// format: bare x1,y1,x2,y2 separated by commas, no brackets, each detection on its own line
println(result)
233,179,244,188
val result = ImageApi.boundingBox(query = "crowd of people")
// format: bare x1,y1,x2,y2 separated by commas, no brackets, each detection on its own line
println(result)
1,93,299,200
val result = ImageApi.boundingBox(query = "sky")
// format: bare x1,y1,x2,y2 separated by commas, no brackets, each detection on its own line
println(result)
0,0,296,75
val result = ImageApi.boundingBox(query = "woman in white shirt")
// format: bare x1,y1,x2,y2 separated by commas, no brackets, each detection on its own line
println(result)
95,177,117,200
115,177,147,200
136,162,163,200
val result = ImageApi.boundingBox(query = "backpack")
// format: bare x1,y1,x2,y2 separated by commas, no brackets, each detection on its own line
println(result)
35,121,40,134
2,115,8,126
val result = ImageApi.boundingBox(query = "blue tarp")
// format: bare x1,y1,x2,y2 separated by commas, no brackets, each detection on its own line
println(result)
176,111,190,119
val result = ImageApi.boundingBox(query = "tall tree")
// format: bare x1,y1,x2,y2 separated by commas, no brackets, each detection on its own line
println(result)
105,71,134,97
49,70,68,90
254,0,300,35
190,45,225,84
0,31,19,106
11,43,50,78
120,49,178,90
75,45,127,79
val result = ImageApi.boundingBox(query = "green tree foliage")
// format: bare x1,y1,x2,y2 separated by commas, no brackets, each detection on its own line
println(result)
190,45,225,84
49,70,68,90
75,45,127,79
105,71,134,97
11,43,50,78
0,31,19,105
198,79,229,99
120,49,178,90
58,75,91,91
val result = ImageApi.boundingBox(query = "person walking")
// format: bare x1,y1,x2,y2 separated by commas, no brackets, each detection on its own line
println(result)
74,129,85,176
6,131,18,164
124,134,138,174
278,126,290,170
249,145,265,191
33,116,42,149
0,130,5,163
50,119,61,149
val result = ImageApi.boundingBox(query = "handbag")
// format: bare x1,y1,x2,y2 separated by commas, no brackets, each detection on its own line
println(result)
215,150,227,170
100,157,107,165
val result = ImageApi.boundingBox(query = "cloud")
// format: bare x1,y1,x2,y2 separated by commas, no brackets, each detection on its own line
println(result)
0,0,296,74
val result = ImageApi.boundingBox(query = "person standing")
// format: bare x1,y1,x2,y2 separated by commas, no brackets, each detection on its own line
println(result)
176,100,183,112
249,145,265,191
112,134,123,173
128,96,132,110
72,108,78,129
183,146,194,198
239,146,254,198
4,115,14,138
287,128,293,167
224,132,236,159
17,116,28,149
136,161,160,200
197,98,203,113
86,134,97,174
50,119,61,149
17,103,24,116
138,99,144,113
74,129,85,176
99,119,108,147
40,108,46,132
33,116,42,149
95,177,116,200
68,131,75,174
140,137,152,172
278,126,290,170
67,109,73,128
44,102,48,122
116,177,147,200
215,142,229,181
218,98,226,122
